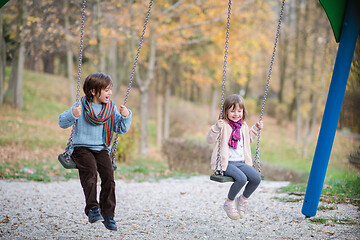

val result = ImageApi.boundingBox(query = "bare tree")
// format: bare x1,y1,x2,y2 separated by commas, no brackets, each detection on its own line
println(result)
96,0,105,72
64,1,75,104
0,9,5,105
4,0,27,109
136,26,156,155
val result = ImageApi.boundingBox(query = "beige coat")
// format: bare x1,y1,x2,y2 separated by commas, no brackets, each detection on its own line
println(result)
206,121,260,171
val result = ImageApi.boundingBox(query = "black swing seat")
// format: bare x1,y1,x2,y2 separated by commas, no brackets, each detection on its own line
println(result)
58,153,118,170
58,153,77,169
210,173,265,182
210,174,234,183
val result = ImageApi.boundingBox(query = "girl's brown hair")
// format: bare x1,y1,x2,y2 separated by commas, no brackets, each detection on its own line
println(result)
221,94,247,122
83,73,112,102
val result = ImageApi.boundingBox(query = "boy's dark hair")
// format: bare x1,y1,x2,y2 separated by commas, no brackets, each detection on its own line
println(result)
83,73,112,102
221,94,247,122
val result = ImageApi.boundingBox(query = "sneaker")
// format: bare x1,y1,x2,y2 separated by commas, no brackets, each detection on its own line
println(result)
88,207,104,223
235,196,247,219
102,216,117,231
223,200,240,220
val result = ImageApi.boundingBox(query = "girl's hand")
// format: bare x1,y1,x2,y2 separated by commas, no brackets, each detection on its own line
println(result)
216,119,224,130
255,121,263,130
72,105,81,118
119,105,130,117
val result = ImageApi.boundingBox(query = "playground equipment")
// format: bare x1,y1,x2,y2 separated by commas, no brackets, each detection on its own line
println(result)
301,0,359,217
58,0,153,170
210,0,286,183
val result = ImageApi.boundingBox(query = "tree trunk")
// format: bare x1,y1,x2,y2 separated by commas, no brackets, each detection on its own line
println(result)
164,87,170,140
209,85,219,123
0,10,5,105
64,0,75,103
302,22,328,158
108,39,117,96
288,1,300,121
244,56,252,98
43,53,55,74
156,93,163,147
137,27,156,156
294,0,302,141
278,0,291,104
96,0,105,72
5,0,27,108
139,87,149,155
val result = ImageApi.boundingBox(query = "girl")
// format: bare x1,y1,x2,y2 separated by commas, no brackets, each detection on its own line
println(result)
206,94,263,220
58,73,132,231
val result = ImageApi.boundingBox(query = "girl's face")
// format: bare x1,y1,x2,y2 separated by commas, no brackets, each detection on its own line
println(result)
227,104,243,122
91,84,112,104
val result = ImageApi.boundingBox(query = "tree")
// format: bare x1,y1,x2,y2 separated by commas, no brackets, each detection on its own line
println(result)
64,0,75,103
4,0,27,109
0,8,5,104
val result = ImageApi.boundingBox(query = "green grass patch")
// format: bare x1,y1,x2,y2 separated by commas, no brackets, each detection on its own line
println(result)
273,196,303,202
309,217,328,224
309,216,358,225
278,176,360,205
277,183,307,193
114,154,196,182
0,159,78,182
317,205,338,211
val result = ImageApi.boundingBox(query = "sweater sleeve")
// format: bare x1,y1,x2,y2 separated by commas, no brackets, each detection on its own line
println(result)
206,124,221,144
113,107,132,134
249,124,260,143
58,102,80,129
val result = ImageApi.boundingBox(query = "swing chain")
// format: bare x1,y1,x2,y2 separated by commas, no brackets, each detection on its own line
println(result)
254,0,285,173
215,0,232,175
64,0,87,159
109,0,153,163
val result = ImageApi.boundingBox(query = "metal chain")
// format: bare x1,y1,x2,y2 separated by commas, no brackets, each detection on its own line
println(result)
110,0,153,163
64,0,87,159
215,0,232,175
253,0,285,173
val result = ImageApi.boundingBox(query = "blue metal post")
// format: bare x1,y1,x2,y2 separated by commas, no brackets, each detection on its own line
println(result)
301,1,359,218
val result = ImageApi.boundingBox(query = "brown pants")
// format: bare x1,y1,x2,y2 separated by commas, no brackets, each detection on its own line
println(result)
72,147,116,217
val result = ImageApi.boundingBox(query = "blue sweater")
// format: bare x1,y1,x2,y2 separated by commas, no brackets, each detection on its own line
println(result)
58,100,132,153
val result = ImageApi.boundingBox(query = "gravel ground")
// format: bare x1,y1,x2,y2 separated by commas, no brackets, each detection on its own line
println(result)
0,176,359,240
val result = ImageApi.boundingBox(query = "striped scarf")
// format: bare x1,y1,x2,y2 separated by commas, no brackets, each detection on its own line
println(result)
228,120,242,149
82,96,115,147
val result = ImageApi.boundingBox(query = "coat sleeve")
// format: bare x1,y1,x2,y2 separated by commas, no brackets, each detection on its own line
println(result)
206,124,220,144
58,102,80,129
249,123,260,143
113,107,132,134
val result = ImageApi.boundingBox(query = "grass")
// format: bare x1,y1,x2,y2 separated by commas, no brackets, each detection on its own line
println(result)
272,196,303,202
318,205,338,211
277,176,360,205
309,216,358,225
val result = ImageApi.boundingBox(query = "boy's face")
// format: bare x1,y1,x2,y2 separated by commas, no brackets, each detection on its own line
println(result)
227,104,243,122
91,84,112,104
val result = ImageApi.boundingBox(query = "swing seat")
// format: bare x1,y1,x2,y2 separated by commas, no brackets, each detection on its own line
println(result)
210,174,234,183
58,153,118,170
58,153,77,169
210,173,265,182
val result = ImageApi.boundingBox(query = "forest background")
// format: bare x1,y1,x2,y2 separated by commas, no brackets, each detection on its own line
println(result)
0,0,359,194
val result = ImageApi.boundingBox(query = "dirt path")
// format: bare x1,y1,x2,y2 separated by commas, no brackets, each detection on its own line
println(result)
0,176,359,240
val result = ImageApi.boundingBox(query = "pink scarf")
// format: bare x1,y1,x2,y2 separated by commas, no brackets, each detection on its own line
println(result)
228,120,242,149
